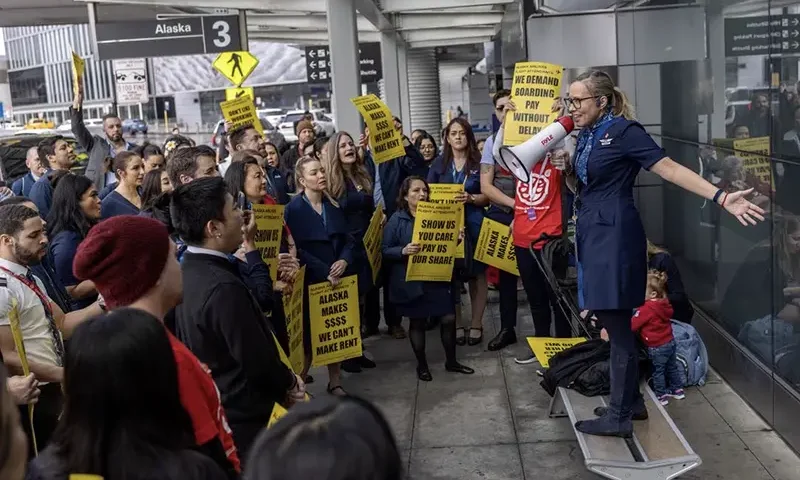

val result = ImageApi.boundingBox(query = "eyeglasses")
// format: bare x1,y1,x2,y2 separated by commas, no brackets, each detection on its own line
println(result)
563,96,600,110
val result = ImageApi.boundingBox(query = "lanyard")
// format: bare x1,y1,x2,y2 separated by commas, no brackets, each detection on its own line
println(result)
0,267,53,318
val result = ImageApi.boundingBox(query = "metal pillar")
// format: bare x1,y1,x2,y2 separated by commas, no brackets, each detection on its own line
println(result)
326,0,362,136
380,31,402,118
398,46,411,129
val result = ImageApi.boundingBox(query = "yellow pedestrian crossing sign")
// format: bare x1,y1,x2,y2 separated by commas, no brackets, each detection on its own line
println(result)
226,87,254,101
213,51,258,87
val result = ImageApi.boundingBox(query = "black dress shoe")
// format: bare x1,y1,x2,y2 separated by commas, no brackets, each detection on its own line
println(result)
357,355,376,369
417,366,433,381
445,362,475,375
467,327,483,346
342,358,362,373
455,327,466,346
487,329,517,351
594,406,648,421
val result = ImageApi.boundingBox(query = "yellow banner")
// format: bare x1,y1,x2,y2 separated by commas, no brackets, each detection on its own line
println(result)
351,94,405,164
309,275,362,367
282,266,306,375
406,201,460,282
252,204,284,283
220,96,264,136
363,206,384,284
504,61,564,147
69,476,104,480
473,218,520,275
527,337,587,368
428,184,465,259
732,136,774,191
71,51,85,103
267,402,289,428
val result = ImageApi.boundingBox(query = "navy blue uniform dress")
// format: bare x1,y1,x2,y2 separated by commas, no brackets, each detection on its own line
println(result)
382,209,455,319
284,194,357,349
337,179,375,297
101,190,140,219
575,117,665,311
426,156,485,277
574,114,666,429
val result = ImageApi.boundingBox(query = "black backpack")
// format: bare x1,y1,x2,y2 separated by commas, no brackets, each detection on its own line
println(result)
540,339,611,397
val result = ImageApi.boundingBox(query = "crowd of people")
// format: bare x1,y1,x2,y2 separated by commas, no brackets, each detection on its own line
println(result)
0,70,766,479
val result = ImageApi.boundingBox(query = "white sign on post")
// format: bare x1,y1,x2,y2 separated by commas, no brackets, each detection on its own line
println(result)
112,58,148,104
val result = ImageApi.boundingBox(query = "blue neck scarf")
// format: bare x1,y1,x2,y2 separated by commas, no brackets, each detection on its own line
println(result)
575,111,616,184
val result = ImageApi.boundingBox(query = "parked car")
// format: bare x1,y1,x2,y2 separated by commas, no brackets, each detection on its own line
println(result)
209,117,288,154
25,118,55,130
279,109,336,143
257,108,286,129
56,120,72,132
122,118,148,135
0,133,88,184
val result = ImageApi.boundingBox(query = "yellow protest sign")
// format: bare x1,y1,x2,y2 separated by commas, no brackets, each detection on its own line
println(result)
428,184,465,259
252,204,284,282
504,62,564,147
226,86,254,101
351,94,405,164
733,136,774,191
10,299,37,455
527,337,587,368
363,206,384,284
309,275,361,367
213,51,259,87
71,51,85,102
69,476,104,480
473,218,520,276
282,266,306,374
406,201,460,282
267,402,289,428
220,95,264,136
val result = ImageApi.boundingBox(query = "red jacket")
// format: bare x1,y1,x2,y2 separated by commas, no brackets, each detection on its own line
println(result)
631,298,674,348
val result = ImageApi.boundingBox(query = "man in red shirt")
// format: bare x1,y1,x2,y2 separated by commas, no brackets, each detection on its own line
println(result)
72,216,240,478
480,91,571,350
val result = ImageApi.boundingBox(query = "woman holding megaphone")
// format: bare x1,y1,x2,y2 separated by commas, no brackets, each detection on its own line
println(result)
548,70,765,438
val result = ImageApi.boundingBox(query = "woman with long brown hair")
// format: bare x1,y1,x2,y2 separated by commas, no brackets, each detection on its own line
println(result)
322,132,378,373
428,117,489,345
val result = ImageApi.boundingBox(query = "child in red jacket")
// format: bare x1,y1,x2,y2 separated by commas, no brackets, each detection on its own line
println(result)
632,270,686,405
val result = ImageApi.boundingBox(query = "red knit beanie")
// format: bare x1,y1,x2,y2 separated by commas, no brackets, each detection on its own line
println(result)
73,216,170,309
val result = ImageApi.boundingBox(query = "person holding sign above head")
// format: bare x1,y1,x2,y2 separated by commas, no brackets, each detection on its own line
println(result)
427,118,489,346
171,177,305,459
382,176,474,381
481,89,573,351
561,70,764,438
285,156,359,395
100,151,144,219
26,309,230,480
322,132,378,373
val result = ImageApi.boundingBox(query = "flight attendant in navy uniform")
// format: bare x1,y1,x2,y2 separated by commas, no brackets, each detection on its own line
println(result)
563,70,765,437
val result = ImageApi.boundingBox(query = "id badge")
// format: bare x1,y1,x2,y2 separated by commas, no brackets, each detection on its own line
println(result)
527,207,537,221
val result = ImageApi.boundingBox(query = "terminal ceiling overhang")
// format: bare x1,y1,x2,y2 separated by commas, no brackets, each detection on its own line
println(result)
0,0,510,49
1,0,794,50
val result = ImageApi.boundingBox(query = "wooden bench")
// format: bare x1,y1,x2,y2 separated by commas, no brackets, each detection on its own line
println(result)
549,384,701,479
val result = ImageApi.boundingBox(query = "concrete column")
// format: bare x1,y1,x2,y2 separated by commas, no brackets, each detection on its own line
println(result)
706,2,727,140
326,0,362,136
380,32,402,117
397,46,411,128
